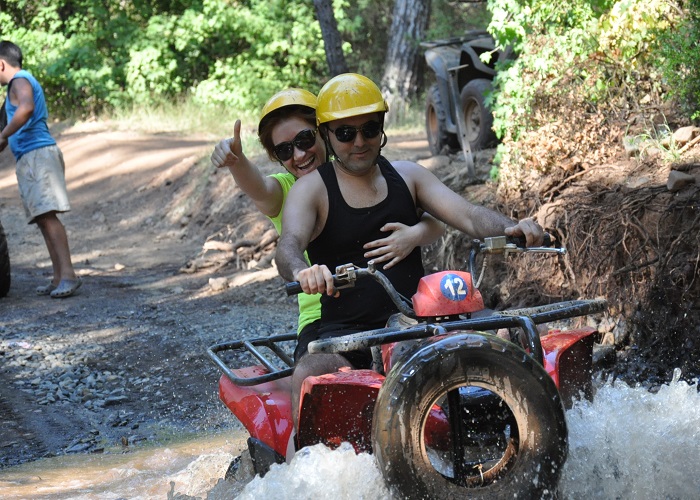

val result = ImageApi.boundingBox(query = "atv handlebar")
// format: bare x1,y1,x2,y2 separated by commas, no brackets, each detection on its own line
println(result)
285,235,563,301
284,263,415,317
283,234,575,367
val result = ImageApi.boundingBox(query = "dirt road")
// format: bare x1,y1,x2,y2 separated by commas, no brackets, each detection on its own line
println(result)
0,123,307,468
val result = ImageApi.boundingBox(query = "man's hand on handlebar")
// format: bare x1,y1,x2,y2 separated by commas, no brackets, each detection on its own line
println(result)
294,264,340,297
504,218,545,247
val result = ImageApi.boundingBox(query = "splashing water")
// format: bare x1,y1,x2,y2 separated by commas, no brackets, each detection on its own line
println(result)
237,373,700,499
0,375,698,499
237,443,390,500
560,370,700,499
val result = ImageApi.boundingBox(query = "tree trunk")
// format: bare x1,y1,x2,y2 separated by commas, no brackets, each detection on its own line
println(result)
313,0,349,76
381,0,431,123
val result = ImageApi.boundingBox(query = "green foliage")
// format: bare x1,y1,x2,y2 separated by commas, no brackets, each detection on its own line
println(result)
654,1,700,120
426,0,491,39
485,0,675,177
340,0,393,82
626,119,681,163
190,0,329,109
0,0,336,118
1,0,478,123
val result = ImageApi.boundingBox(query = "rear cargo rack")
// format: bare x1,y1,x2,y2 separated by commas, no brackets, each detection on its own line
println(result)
419,30,491,49
207,333,297,386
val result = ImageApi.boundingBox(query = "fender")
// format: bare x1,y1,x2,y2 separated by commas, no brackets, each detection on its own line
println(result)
297,369,384,453
297,366,453,454
218,367,293,458
425,46,460,134
458,38,499,86
424,46,460,82
541,327,599,407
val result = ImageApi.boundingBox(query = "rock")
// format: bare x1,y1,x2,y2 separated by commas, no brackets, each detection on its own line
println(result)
65,442,93,453
592,344,616,369
91,211,106,223
104,395,129,407
209,277,229,291
626,176,650,189
622,136,640,157
418,155,451,170
672,126,700,145
667,170,696,192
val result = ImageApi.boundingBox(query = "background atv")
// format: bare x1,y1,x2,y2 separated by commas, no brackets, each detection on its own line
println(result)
0,219,10,298
422,31,515,174
208,236,607,498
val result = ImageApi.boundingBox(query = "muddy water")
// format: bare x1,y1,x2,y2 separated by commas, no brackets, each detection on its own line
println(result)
1,373,698,499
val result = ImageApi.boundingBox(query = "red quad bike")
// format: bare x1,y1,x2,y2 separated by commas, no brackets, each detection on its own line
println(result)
207,236,607,498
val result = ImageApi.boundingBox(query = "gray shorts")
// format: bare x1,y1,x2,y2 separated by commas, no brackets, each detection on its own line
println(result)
16,145,71,224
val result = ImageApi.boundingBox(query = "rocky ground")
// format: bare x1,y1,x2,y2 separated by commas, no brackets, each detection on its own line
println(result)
0,124,303,469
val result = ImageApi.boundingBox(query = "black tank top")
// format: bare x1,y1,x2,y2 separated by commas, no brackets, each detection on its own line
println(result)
307,156,424,332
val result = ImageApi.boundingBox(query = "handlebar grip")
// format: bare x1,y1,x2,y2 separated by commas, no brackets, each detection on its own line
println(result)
285,282,303,296
507,233,553,248
507,235,527,248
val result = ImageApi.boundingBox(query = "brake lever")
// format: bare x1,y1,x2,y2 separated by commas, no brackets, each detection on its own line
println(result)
334,263,359,290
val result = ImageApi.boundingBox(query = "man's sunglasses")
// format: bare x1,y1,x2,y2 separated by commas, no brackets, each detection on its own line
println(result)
273,128,318,162
327,121,382,143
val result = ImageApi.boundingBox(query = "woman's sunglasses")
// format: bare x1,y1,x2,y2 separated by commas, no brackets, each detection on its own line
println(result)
273,128,318,162
327,121,382,143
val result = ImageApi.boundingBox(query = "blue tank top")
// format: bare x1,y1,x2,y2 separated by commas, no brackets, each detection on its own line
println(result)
308,156,424,332
5,70,56,160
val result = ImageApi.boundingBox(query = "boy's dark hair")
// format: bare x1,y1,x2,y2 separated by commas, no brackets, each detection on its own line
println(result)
0,41,23,68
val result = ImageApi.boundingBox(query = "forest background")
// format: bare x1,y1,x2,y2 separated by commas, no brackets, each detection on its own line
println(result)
2,0,697,132
2,0,700,383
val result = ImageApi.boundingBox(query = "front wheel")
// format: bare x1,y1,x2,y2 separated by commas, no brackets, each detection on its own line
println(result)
0,220,10,298
372,333,567,499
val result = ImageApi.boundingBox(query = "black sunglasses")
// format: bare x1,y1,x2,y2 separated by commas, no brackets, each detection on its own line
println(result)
273,128,317,162
327,121,382,143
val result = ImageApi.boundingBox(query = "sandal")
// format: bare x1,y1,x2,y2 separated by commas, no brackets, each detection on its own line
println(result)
50,278,83,298
36,282,58,296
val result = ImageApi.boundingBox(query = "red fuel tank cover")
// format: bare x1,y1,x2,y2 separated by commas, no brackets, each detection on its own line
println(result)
412,271,484,317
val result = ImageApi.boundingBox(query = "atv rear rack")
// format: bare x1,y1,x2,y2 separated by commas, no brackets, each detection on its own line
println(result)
207,333,297,386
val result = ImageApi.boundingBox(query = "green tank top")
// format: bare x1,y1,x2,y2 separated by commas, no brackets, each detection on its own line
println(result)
269,173,321,333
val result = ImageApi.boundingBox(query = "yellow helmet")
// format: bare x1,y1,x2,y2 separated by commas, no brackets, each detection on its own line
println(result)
258,88,317,135
316,73,388,125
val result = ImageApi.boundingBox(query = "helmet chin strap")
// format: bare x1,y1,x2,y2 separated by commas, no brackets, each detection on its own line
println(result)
321,125,338,164
379,129,388,148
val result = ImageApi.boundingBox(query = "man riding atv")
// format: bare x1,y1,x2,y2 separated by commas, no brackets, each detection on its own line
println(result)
275,72,545,430
209,79,601,493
